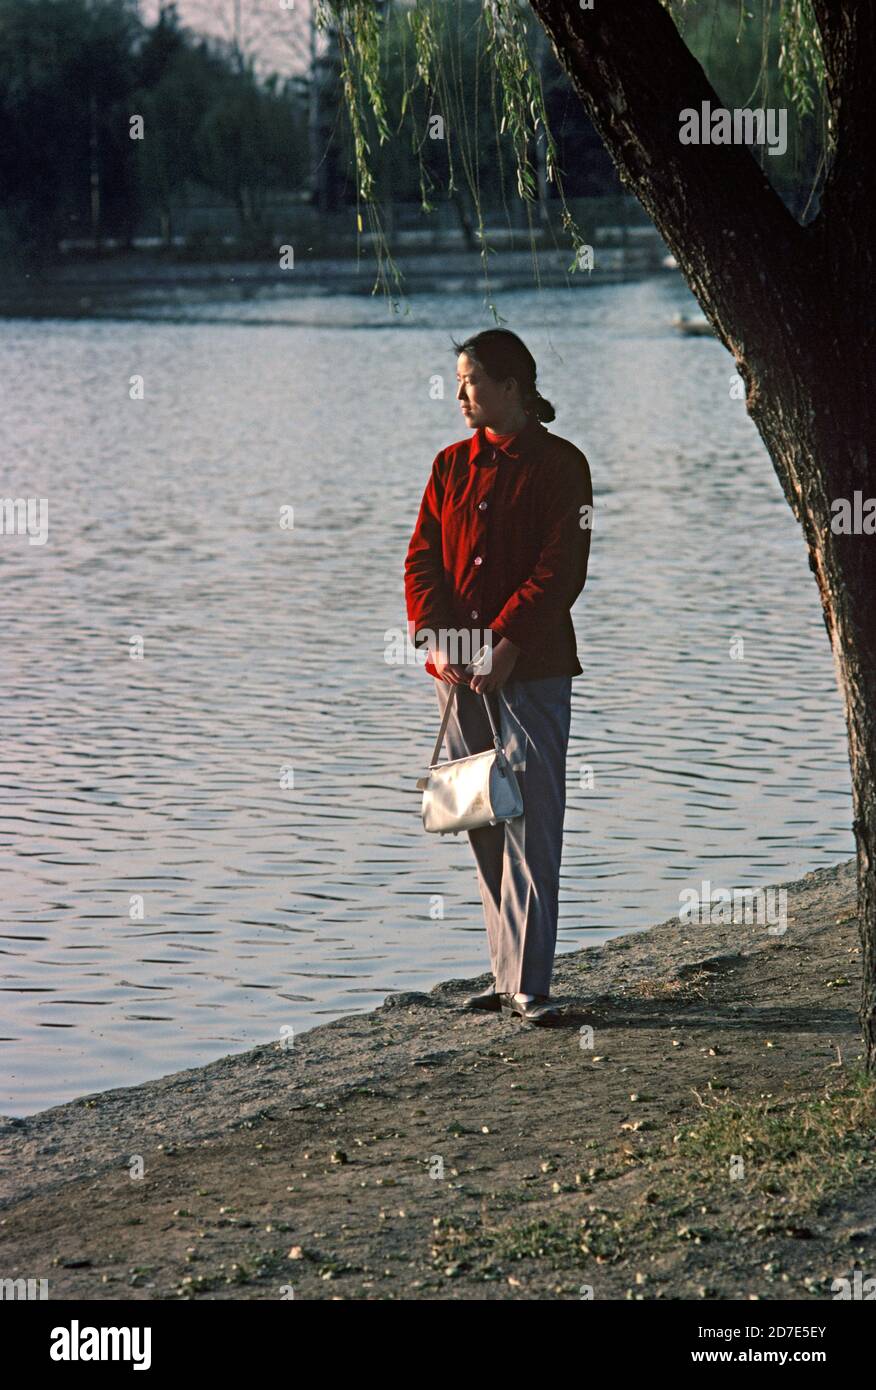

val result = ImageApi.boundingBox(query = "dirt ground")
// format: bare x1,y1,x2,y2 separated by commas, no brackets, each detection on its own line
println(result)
2,857,874,1301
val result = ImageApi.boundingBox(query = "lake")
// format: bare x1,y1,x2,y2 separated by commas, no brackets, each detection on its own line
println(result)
0,275,853,1115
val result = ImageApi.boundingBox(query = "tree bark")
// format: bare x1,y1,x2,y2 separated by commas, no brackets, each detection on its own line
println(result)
526,0,876,1066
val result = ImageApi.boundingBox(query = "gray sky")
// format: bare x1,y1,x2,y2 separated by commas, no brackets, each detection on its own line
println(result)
140,0,315,75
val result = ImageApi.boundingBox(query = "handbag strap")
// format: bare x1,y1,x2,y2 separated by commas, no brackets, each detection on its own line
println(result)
429,681,505,768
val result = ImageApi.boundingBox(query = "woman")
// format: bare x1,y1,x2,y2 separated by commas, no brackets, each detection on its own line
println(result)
404,328,593,1025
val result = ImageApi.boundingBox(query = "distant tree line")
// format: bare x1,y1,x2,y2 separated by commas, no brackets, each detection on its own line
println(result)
0,0,309,263
0,0,819,267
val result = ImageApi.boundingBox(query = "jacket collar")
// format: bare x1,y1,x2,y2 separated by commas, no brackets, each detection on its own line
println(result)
468,412,548,465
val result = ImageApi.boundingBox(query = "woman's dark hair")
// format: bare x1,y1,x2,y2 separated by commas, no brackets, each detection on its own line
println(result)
450,328,556,423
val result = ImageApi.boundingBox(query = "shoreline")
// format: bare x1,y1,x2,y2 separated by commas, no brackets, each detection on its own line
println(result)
0,244,672,317
2,855,874,1300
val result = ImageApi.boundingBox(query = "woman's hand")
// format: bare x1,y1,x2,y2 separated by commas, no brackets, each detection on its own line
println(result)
469,636,520,693
430,648,472,685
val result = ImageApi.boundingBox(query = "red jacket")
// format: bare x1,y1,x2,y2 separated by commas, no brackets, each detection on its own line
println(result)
404,414,593,681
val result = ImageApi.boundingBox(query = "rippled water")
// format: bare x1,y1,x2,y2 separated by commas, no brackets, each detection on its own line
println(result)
0,277,853,1115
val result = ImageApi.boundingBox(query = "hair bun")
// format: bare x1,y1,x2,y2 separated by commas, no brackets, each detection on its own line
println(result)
531,390,556,424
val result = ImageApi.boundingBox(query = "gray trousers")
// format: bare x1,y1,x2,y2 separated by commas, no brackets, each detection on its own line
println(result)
434,673,572,996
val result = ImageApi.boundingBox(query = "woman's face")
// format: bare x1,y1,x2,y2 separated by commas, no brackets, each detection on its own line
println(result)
456,352,519,430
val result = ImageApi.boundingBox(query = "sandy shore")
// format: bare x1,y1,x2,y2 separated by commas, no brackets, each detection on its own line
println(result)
2,856,874,1301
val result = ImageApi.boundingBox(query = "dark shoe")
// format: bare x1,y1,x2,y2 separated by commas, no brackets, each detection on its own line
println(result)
462,985,502,1011
500,993,562,1025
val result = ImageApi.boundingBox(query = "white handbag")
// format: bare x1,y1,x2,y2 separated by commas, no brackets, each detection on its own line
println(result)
416,653,523,836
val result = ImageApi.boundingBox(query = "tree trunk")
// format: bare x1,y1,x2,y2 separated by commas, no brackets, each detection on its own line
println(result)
527,0,876,1066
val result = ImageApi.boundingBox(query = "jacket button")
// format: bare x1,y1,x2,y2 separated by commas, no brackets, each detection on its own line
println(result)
473,556,483,566
471,609,479,619
478,500,488,510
